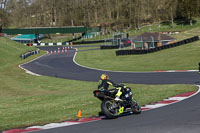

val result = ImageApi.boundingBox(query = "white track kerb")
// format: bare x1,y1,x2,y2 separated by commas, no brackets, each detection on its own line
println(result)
3,86,200,133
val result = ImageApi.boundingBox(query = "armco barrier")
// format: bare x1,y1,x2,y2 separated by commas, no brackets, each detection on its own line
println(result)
116,36,199,56
74,39,107,45
100,45,120,49
100,43,131,50
25,35,82,46
26,39,108,46
27,42,71,46
20,49,40,59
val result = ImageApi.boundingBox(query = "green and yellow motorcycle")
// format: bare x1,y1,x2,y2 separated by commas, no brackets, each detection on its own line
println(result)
93,84,141,119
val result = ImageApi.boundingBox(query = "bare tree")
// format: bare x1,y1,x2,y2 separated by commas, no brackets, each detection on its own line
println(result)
1,0,199,29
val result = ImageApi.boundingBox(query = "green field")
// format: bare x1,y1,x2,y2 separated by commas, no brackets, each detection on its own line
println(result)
0,26,199,131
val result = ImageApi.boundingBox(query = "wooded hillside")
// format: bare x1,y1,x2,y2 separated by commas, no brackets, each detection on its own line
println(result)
0,0,200,30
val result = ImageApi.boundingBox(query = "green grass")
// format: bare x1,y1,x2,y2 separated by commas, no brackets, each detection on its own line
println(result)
172,27,200,41
0,26,199,131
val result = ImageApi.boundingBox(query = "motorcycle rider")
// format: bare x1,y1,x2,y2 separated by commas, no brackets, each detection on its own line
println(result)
98,74,123,101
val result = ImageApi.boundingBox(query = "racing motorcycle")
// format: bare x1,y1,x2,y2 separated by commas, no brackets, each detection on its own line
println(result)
93,84,141,119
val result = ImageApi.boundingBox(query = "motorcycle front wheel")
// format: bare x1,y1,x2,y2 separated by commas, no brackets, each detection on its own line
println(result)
101,99,118,119
131,100,141,114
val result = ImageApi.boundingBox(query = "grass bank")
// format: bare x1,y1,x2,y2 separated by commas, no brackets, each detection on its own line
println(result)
0,37,197,131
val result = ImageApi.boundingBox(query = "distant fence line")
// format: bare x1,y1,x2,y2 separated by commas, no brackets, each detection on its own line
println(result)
115,36,199,56
73,39,106,44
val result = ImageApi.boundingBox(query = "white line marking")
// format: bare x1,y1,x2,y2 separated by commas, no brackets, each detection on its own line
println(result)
40,43,45,46
49,43,53,46
144,104,167,108
57,42,62,46
166,97,187,101
28,122,80,130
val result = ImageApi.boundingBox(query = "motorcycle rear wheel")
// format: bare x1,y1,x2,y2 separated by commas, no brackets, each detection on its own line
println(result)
101,99,118,119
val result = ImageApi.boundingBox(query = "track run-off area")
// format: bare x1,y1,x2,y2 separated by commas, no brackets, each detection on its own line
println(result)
16,46,200,133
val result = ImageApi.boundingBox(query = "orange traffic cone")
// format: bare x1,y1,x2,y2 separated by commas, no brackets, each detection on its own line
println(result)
77,110,82,118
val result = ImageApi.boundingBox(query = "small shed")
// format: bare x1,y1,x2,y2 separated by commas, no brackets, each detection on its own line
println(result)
11,34,45,43
131,32,176,49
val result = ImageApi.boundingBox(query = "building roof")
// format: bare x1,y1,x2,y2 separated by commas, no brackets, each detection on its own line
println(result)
11,34,45,41
131,32,176,42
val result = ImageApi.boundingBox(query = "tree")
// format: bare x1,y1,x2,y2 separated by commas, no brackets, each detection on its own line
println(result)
176,0,199,25
0,0,10,27
0,0,199,29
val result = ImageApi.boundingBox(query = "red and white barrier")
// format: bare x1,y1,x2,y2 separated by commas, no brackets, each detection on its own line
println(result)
46,47,73,55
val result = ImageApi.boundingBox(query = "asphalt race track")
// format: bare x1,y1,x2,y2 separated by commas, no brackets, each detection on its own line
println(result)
21,46,200,133
22,46,200,85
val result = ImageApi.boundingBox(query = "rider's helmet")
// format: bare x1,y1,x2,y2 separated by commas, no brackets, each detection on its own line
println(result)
101,74,109,80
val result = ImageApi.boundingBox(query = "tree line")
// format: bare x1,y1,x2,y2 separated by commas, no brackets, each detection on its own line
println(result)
0,0,200,31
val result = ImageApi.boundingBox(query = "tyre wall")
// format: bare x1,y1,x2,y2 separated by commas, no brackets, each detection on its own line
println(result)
116,36,199,56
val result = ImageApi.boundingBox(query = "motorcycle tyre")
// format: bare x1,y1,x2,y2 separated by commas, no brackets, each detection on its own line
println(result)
131,101,141,114
101,99,118,119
